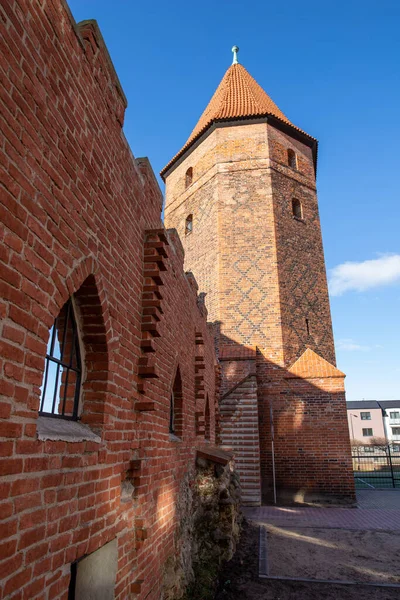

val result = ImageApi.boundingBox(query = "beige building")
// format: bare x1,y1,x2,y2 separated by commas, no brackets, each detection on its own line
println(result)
347,400,400,449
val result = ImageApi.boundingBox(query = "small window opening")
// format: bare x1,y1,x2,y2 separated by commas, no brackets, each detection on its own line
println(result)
204,396,210,441
305,318,310,336
185,214,193,235
169,391,175,434
287,149,297,169
185,167,193,188
292,198,302,220
169,367,183,437
39,298,82,420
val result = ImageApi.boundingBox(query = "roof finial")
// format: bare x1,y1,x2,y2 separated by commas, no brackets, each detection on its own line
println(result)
232,45,239,65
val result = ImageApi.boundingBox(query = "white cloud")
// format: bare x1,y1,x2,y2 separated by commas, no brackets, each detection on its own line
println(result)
329,254,400,296
337,338,370,352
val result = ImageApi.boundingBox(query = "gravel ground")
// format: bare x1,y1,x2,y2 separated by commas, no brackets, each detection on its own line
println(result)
266,525,400,584
214,520,400,600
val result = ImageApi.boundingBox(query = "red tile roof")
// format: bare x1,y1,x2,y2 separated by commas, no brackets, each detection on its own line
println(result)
287,348,345,379
161,63,312,178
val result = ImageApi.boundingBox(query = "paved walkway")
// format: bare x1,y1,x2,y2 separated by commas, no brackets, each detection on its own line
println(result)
243,490,400,531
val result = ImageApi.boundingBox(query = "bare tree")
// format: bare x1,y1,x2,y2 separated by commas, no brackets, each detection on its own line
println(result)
350,438,364,454
370,436,390,454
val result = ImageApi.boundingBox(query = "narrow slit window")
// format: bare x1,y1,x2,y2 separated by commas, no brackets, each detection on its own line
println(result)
204,396,210,441
305,318,310,336
169,391,175,434
292,198,303,219
287,149,297,169
185,167,193,188
185,214,193,235
169,367,183,438
39,298,82,420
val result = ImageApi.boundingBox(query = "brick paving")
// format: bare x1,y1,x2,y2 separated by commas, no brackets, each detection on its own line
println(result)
243,490,400,531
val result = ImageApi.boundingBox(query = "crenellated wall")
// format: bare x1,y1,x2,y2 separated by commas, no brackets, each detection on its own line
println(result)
0,2,233,598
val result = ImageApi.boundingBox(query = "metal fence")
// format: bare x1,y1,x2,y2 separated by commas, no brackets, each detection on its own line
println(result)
352,449,400,489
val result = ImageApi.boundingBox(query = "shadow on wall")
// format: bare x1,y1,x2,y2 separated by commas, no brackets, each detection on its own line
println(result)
213,323,356,505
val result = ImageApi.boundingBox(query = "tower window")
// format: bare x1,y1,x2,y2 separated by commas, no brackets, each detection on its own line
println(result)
185,214,193,235
287,149,297,169
39,297,82,420
185,167,193,188
305,318,310,336
292,198,303,220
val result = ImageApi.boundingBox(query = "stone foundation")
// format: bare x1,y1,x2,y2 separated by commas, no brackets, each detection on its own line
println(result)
162,451,241,599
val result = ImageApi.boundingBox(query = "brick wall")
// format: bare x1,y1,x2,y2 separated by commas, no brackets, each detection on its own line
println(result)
0,2,218,598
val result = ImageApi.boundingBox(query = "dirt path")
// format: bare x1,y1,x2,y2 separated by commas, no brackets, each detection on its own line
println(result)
214,520,400,600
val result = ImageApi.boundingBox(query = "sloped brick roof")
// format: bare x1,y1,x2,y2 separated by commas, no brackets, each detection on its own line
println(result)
161,63,312,178
288,348,345,379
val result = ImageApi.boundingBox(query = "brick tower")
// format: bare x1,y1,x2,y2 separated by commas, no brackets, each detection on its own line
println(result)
162,48,355,505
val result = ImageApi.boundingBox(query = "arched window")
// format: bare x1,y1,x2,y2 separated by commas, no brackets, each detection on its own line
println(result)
185,214,193,235
204,395,210,441
169,367,183,437
185,167,193,189
39,297,82,419
38,275,109,428
287,149,297,169
292,198,303,219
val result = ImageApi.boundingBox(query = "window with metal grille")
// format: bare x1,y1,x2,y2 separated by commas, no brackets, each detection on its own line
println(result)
39,298,82,419
361,412,371,420
362,428,373,436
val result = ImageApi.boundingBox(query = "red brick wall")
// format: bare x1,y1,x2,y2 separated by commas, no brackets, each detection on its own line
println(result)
267,124,336,367
0,2,217,598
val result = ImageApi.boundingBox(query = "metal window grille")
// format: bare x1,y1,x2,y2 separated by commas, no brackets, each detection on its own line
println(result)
39,298,82,420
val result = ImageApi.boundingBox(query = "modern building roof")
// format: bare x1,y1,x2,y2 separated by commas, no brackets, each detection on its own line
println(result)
346,401,380,410
379,400,400,408
346,400,400,410
161,57,314,179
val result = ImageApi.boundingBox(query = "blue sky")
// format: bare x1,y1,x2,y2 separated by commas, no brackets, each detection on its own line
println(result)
68,1,400,400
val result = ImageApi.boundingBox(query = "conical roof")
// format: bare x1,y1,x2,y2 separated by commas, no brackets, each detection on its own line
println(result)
161,61,312,178
187,63,293,142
